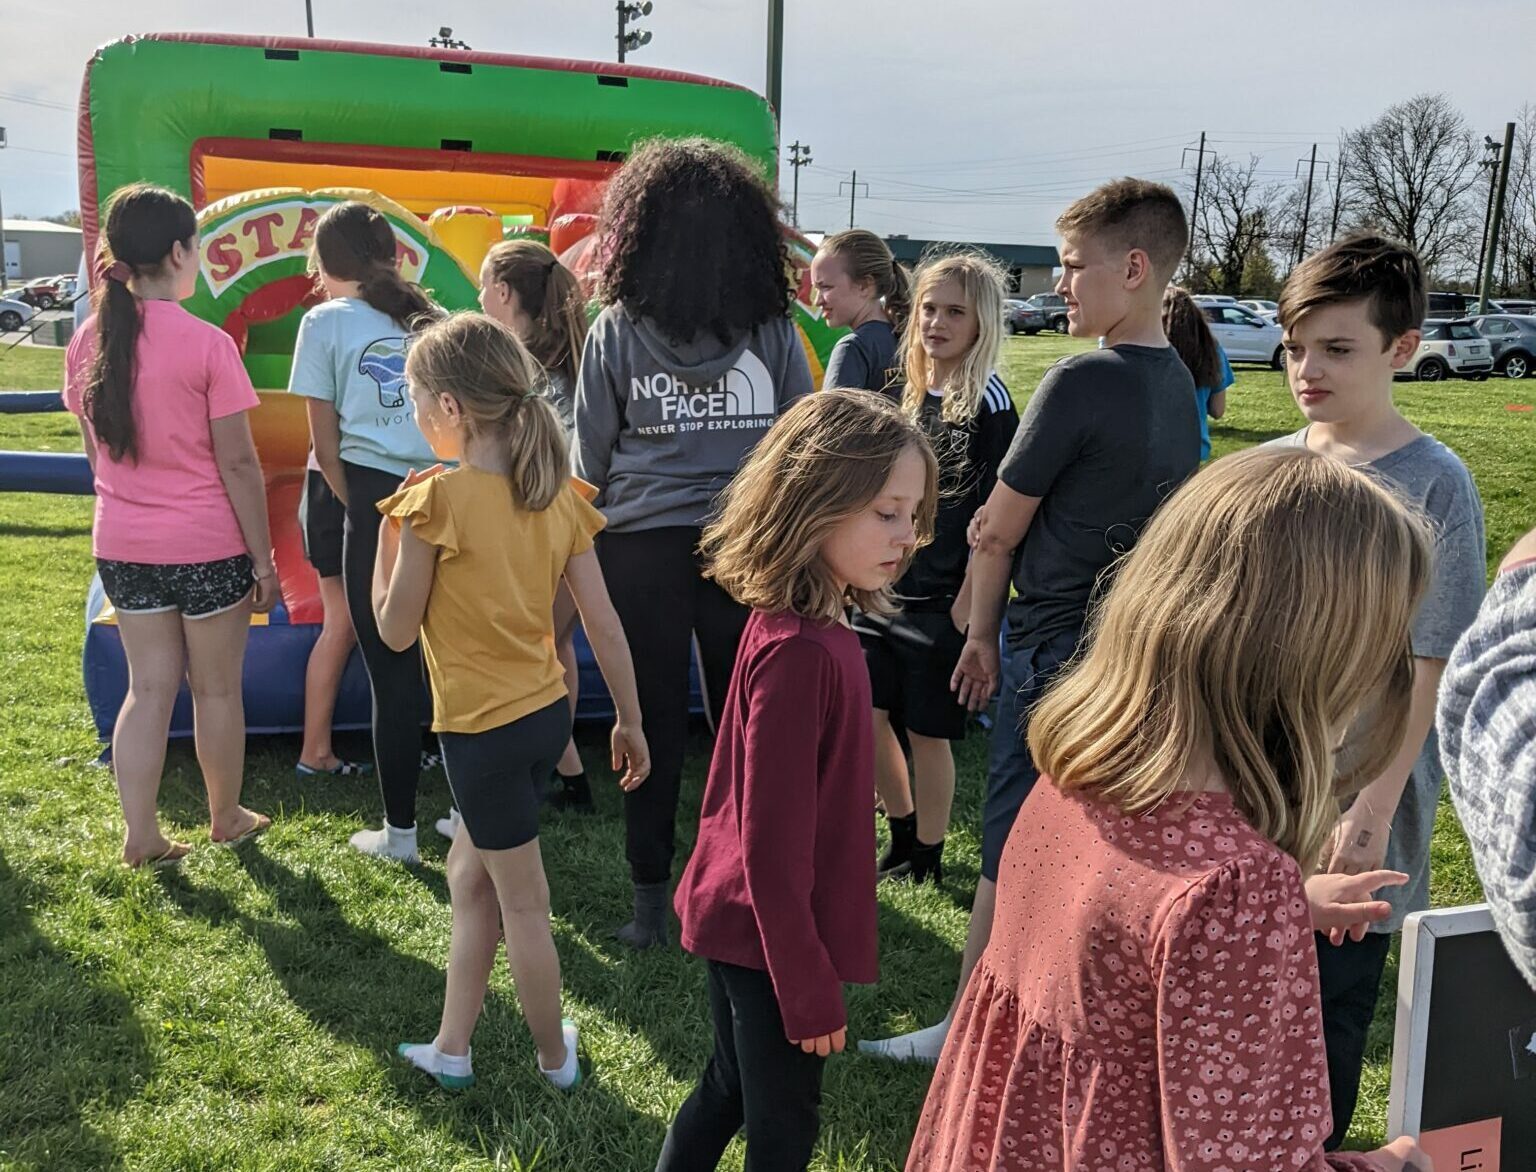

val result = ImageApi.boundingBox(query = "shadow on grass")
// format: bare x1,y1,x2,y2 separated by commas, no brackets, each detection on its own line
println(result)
163,848,662,1163
0,520,93,539
0,849,150,1170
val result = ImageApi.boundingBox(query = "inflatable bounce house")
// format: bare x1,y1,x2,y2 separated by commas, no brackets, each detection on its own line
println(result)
56,31,845,741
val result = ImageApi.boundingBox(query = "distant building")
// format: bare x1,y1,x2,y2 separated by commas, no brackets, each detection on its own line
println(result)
884,236,1060,296
2,219,83,284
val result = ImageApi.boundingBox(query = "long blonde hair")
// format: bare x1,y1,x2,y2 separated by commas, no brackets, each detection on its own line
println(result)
404,314,567,511
900,252,1005,426
1029,447,1431,870
483,240,588,386
701,391,938,623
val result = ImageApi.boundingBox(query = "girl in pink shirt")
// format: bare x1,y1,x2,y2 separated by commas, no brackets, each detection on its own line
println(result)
64,184,274,868
907,448,1433,1172
658,392,937,1172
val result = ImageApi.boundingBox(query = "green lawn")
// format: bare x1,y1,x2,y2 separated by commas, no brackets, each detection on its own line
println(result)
0,338,1523,1170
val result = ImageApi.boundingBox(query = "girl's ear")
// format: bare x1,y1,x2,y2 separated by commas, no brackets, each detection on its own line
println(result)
436,392,462,421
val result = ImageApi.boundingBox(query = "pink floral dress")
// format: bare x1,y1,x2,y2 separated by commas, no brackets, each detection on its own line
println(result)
906,781,1384,1172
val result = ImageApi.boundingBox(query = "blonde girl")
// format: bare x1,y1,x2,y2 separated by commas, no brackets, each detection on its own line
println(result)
374,313,649,1090
811,228,910,396
855,252,1018,884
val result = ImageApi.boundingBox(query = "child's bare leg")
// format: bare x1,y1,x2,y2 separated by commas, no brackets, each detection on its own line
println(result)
435,831,502,1055
909,733,956,843
113,610,187,863
300,575,356,769
479,836,568,1071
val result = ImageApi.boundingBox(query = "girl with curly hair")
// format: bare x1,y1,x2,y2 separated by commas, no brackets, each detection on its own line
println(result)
573,137,814,949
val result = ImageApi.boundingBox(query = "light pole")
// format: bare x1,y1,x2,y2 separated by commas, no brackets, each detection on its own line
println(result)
1474,135,1503,298
617,1,654,63
766,0,784,126
786,141,811,227
0,126,8,293
304,0,314,36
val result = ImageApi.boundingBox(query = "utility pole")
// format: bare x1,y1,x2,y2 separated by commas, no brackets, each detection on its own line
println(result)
1474,134,1504,298
616,1,654,63
786,141,812,227
766,0,784,127
1294,144,1319,267
0,127,8,293
839,171,868,230
1328,153,1345,239
1478,121,1517,316
304,0,314,36
1181,132,1208,274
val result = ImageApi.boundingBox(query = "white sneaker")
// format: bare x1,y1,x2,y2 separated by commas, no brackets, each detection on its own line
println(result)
434,808,462,842
349,824,419,863
856,1018,950,1063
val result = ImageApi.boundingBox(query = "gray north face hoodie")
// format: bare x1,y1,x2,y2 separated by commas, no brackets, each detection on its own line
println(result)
573,305,814,532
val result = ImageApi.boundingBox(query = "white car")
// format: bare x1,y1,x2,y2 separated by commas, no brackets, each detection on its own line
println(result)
1238,299,1278,316
0,296,40,333
1199,302,1285,369
1401,319,1492,382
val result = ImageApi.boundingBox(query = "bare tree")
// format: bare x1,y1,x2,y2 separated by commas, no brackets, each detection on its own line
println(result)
1187,154,1281,295
1341,93,1479,279
1498,104,1536,297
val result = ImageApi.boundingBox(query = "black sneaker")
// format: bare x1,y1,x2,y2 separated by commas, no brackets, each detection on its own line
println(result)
545,770,594,814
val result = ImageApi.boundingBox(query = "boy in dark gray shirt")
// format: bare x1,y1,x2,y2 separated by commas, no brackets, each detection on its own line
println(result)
1268,233,1485,1148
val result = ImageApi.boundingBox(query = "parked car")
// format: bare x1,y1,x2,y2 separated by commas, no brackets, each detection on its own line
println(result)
1469,314,1536,379
1003,299,1046,335
1237,299,1278,316
1023,292,1070,333
14,276,67,310
1198,302,1285,368
1193,294,1238,305
0,296,41,333
1401,319,1492,382
1494,298,1536,316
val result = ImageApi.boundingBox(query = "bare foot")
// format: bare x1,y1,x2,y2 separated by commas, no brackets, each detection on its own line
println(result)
211,808,271,846
124,840,191,869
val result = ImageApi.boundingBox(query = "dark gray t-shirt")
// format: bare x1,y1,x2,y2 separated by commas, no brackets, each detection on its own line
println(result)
1269,429,1485,931
823,320,899,398
999,344,1199,647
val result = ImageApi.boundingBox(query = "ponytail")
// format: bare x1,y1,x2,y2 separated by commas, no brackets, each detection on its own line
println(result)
883,258,913,336
313,202,442,332
403,313,568,512
483,240,589,384
86,184,198,463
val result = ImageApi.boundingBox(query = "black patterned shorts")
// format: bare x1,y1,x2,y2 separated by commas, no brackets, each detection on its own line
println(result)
97,554,254,619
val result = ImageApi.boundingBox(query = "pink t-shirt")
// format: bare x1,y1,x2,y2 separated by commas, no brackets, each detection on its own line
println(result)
63,300,261,564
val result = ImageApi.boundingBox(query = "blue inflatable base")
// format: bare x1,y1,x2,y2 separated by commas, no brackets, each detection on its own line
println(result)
82,575,702,742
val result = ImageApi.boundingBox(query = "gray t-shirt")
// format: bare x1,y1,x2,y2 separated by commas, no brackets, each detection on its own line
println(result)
1270,429,1486,931
823,320,899,399
999,344,1200,647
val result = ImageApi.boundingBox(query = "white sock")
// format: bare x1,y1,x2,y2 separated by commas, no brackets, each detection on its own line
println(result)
434,809,461,841
857,1015,952,1063
398,1040,473,1083
539,1018,581,1090
349,823,419,861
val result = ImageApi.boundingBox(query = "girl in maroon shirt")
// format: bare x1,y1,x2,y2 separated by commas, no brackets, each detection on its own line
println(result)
907,447,1434,1172
658,392,937,1172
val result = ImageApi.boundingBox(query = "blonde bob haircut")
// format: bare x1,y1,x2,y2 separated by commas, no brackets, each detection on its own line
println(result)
1029,446,1431,870
900,251,1006,427
702,391,938,624
404,313,568,512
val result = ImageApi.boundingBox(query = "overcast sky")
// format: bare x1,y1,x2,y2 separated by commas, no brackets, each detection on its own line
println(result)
2,0,1533,245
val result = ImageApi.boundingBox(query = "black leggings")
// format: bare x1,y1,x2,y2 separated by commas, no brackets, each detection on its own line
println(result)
440,700,570,851
655,961,825,1172
1316,929,1392,1150
342,461,428,830
596,527,747,886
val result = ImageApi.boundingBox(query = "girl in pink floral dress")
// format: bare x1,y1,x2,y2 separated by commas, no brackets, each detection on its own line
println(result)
908,448,1435,1172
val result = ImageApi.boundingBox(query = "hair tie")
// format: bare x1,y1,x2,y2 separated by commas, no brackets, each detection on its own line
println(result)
100,259,132,284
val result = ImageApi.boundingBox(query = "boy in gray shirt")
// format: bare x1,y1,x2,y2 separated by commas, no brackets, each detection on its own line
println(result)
1268,233,1485,1148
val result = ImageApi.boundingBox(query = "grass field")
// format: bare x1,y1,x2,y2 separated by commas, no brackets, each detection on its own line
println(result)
0,335,1527,1170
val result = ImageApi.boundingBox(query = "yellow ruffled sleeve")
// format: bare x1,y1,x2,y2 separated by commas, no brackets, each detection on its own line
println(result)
564,481,607,559
378,474,460,558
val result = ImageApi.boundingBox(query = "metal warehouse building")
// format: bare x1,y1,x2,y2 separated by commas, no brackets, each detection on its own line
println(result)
2,219,83,285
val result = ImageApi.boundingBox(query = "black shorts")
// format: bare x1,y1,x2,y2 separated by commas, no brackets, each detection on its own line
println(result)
854,608,969,741
97,554,253,619
300,469,345,579
439,699,571,851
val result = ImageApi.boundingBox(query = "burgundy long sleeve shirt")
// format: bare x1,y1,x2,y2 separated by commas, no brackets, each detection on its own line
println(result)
674,609,878,1042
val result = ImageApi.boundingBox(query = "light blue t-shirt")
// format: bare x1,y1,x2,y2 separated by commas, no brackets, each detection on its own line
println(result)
1192,346,1235,461
288,298,438,479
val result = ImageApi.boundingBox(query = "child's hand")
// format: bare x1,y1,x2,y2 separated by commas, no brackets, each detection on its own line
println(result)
611,722,650,791
951,636,1000,711
1369,1135,1433,1172
251,564,279,614
1307,869,1408,944
967,505,988,550
398,463,446,492
792,1028,846,1057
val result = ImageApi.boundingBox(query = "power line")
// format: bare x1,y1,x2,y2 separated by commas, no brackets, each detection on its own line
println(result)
0,91,73,112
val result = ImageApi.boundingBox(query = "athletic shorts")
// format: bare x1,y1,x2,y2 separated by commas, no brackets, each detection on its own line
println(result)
439,699,571,851
97,554,254,619
854,608,970,741
300,469,345,579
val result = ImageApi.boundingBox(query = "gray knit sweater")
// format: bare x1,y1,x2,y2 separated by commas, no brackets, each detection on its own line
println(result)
1438,560,1536,988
